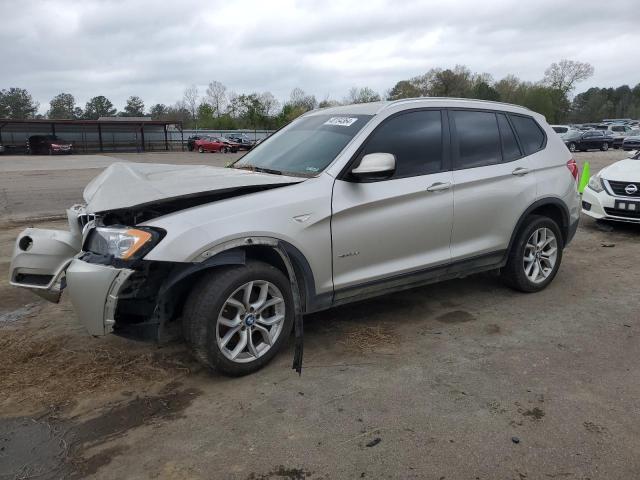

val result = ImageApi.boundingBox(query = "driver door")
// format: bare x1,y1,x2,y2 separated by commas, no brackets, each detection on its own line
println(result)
331,110,453,296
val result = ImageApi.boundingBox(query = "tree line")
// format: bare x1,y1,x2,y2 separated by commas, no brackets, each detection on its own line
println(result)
1,60,638,129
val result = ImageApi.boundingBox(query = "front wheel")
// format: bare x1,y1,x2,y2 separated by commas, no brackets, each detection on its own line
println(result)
501,215,563,293
567,142,577,152
182,261,294,376
601,142,609,151
198,146,204,153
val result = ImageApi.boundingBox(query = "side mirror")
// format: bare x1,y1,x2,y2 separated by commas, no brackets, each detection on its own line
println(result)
351,153,396,181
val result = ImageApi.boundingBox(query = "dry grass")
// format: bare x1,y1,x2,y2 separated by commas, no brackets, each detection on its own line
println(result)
0,329,194,413
339,324,397,353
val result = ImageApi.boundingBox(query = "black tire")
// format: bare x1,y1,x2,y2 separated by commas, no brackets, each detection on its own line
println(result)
182,261,294,376
567,142,576,152
501,215,564,293
221,147,228,154
198,146,204,153
601,142,609,151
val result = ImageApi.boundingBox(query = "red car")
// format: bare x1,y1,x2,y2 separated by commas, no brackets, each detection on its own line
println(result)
193,136,238,153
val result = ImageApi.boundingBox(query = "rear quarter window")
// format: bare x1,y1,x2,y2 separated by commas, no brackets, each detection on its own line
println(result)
509,115,546,156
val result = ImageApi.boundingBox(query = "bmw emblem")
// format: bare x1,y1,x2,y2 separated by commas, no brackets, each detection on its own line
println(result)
244,314,256,327
625,184,638,195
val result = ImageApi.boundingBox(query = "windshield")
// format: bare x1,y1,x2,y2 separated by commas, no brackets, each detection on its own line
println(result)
233,114,373,176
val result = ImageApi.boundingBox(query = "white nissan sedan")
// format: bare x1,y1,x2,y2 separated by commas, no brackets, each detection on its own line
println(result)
582,151,640,223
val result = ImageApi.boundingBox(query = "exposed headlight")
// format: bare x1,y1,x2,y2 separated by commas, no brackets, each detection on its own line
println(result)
85,227,160,260
588,175,604,193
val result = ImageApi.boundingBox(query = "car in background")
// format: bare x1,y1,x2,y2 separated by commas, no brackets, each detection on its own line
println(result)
582,150,640,223
567,130,614,152
622,135,640,151
0,144,5,154
27,135,73,155
226,134,254,151
595,124,637,149
552,125,582,140
576,123,598,131
193,136,234,153
187,135,203,151
561,130,584,152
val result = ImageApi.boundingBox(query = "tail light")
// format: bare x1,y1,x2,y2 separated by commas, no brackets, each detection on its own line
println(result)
566,159,578,180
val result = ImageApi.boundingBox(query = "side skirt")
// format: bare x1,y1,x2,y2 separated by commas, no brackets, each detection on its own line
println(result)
325,250,507,310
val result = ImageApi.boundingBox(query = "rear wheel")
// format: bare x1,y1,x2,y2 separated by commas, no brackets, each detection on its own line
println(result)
501,215,563,292
182,261,294,376
601,142,609,151
220,147,228,153
567,142,577,152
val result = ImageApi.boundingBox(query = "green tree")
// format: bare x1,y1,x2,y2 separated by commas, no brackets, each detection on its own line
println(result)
149,103,169,120
0,87,39,119
47,93,79,119
345,86,381,104
197,102,216,128
123,96,145,117
387,80,422,100
83,96,117,119
471,81,500,101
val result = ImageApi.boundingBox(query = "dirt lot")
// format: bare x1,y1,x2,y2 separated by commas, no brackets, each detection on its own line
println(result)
1,150,639,479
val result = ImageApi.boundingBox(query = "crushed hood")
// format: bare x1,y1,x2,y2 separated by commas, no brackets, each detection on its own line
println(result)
83,162,305,213
601,158,640,183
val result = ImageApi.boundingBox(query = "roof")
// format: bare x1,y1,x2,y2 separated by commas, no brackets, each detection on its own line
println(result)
308,97,533,117
98,116,154,122
0,118,179,126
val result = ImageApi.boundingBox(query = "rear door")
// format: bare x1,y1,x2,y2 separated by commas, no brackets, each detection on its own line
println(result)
331,109,453,292
449,110,538,261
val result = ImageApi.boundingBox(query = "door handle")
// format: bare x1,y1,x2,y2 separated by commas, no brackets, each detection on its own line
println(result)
512,167,530,176
426,182,452,192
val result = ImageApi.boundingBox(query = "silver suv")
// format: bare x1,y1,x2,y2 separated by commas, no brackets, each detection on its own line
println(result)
9,98,581,375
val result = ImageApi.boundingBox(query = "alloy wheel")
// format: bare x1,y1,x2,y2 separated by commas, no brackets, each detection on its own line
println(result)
216,280,286,363
523,227,558,284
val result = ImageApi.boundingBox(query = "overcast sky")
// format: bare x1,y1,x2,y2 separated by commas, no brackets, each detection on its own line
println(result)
1,0,639,112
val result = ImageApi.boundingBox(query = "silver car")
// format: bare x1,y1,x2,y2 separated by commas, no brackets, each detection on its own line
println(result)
9,98,581,375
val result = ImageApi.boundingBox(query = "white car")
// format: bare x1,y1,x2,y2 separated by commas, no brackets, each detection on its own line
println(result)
10,98,581,375
551,125,581,139
582,151,640,223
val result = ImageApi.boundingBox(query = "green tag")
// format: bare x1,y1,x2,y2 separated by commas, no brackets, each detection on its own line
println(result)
578,161,590,194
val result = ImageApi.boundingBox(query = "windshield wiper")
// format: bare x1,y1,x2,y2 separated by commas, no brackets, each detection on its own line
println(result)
234,164,283,175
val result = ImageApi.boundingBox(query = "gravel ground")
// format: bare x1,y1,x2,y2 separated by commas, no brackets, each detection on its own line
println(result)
0,149,639,479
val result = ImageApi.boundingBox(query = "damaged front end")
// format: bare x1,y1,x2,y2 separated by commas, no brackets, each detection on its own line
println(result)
9,205,87,302
9,205,143,336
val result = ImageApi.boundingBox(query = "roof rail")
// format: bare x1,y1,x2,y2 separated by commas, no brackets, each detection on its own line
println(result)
378,97,532,112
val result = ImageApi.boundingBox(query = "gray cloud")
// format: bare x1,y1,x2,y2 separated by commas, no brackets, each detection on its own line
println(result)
1,0,638,112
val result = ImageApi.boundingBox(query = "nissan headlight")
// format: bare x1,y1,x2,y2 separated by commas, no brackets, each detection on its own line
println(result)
588,175,604,193
85,227,162,260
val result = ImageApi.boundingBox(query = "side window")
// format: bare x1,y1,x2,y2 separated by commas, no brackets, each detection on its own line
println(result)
497,113,522,162
451,110,501,169
510,115,545,155
360,110,443,178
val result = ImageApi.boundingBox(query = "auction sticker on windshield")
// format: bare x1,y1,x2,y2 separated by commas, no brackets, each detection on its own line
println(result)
324,117,358,127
